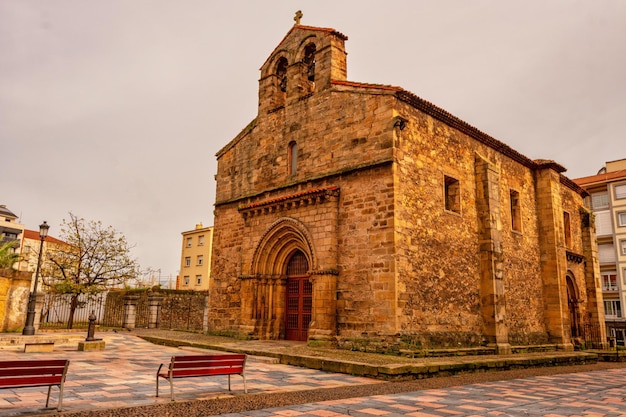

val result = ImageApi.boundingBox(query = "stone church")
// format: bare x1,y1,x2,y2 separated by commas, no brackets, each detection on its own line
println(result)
207,17,606,352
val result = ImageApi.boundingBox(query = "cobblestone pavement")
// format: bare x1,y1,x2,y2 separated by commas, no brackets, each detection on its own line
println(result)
2,331,626,416
0,333,378,416
220,367,626,417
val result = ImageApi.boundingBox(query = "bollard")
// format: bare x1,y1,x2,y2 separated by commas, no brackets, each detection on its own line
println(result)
86,311,97,341
78,310,105,351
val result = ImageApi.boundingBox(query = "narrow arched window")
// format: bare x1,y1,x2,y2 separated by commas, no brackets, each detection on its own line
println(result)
276,57,288,92
288,141,298,175
303,43,316,82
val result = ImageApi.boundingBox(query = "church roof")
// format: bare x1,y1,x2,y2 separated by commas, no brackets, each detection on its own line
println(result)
331,80,586,197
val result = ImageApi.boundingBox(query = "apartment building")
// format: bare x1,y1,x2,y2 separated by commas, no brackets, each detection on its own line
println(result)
575,158,626,343
177,223,213,291
0,205,24,248
17,229,68,291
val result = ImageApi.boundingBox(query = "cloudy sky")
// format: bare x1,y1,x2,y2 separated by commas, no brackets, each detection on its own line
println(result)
1,1,624,283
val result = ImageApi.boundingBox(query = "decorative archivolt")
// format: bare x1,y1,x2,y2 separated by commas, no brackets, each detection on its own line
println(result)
250,217,316,277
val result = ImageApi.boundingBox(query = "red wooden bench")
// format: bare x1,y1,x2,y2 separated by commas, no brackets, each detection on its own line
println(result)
156,353,247,401
0,359,70,411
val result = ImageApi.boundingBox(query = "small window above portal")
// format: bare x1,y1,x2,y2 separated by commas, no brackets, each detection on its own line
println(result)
288,141,298,176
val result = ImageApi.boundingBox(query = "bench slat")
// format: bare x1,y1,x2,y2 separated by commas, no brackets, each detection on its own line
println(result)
172,354,245,360
0,375,63,389
0,367,66,377
159,366,244,379
0,360,67,368
171,359,245,368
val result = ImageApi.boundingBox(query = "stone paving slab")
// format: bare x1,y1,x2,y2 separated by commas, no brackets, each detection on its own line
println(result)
0,333,380,416
219,367,626,417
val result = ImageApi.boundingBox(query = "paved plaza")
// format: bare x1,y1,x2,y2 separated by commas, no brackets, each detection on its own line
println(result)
0,333,378,416
232,368,626,417
1,333,626,416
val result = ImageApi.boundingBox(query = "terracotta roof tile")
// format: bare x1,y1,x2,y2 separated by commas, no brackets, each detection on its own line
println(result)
573,169,626,186
23,229,66,245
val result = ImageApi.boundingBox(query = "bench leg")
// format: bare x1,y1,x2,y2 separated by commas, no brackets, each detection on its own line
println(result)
228,374,231,391
45,385,52,408
242,373,247,394
156,374,159,397
169,377,174,401
58,382,65,411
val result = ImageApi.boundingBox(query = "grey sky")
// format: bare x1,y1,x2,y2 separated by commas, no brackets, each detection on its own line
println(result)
1,1,624,282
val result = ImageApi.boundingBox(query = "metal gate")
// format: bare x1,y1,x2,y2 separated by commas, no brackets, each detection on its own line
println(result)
285,251,311,341
40,292,107,329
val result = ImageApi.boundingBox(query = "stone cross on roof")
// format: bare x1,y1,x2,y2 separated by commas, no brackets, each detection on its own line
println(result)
294,10,303,25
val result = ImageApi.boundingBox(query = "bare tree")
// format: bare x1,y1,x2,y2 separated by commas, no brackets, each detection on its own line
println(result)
45,213,140,328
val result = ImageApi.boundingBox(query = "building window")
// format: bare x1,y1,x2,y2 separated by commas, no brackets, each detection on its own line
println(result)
510,190,521,232
615,184,626,200
621,240,626,256
184,276,190,286
198,235,204,246
185,257,191,267
186,237,192,248
196,275,202,285
288,141,298,175
444,175,460,214
591,192,609,211
197,255,203,266
604,300,622,318
619,212,626,227
563,211,571,247
602,272,618,292
598,243,616,265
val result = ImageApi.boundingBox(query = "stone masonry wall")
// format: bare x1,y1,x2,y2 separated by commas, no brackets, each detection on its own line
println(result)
209,23,603,349
393,99,549,347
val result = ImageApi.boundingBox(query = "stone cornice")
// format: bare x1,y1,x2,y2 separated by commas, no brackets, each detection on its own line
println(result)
238,186,339,218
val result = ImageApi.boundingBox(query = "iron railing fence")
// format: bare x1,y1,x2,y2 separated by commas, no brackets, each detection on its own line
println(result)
40,292,107,329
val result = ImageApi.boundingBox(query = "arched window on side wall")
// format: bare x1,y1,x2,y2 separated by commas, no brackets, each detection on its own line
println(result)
288,141,298,175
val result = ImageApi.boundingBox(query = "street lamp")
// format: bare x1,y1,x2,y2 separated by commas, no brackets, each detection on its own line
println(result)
22,221,50,335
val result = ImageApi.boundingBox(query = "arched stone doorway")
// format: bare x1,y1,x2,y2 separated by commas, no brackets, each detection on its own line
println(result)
285,250,311,341
247,218,315,340
566,274,581,339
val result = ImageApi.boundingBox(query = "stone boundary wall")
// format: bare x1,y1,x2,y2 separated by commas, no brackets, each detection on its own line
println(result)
103,289,208,331
0,268,32,332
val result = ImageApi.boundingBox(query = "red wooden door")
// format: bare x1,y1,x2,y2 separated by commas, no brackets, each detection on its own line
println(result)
285,251,311,341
